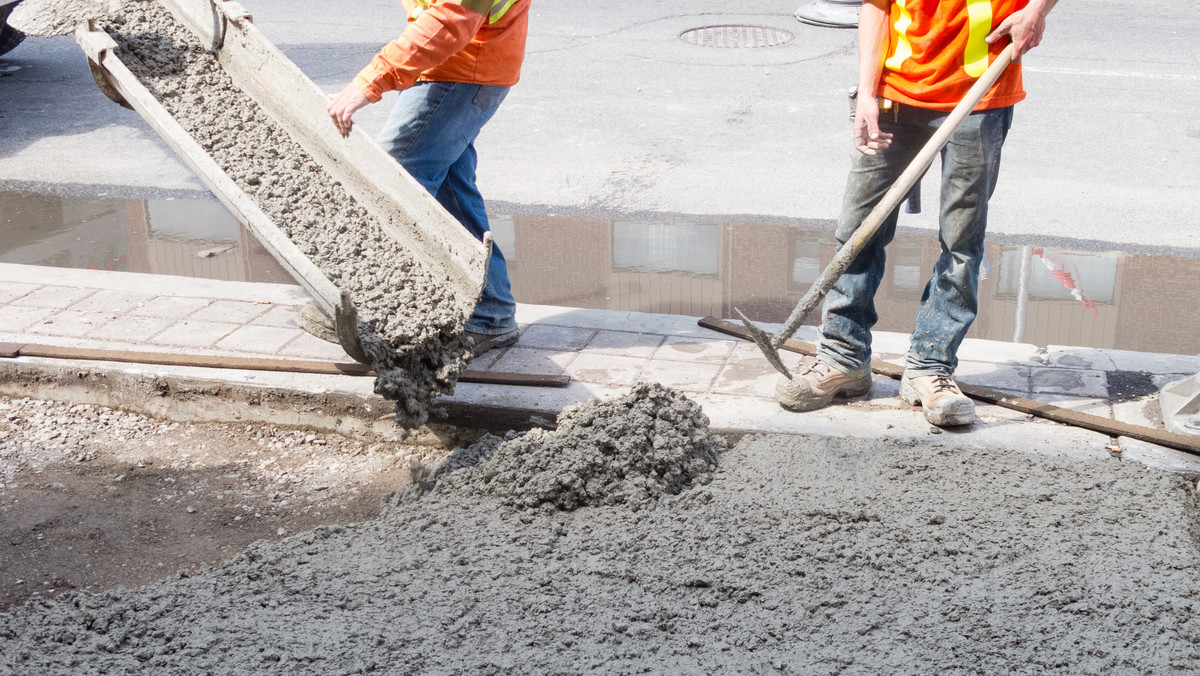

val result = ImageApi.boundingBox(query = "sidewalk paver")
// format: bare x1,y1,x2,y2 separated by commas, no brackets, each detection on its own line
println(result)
149,320,240,348
130,296,213,319
0,265,1195,473
30,310,111,337
11,285,95,309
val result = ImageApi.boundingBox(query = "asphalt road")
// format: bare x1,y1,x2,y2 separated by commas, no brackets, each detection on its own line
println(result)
1,0,1197,253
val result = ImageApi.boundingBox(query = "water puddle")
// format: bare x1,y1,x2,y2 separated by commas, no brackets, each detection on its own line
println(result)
3,190,1197,355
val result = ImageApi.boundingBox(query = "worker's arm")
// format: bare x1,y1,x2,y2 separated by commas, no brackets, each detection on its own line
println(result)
853,0,893,156
986,0,1058,62
328,0,488,135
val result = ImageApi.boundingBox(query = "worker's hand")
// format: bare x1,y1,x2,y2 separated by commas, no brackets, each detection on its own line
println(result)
853,98,892,156
328,84,371,137
218,0,252,23
986,5,1048,62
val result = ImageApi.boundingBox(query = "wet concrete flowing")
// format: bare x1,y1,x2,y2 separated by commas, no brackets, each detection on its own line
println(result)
2,382,1199,673
103,0,473,428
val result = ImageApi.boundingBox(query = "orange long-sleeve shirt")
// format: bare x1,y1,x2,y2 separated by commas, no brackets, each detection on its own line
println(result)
352,0,530,103
880,0,1026,111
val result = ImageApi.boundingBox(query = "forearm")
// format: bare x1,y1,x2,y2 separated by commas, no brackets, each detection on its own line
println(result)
856,0,891,98
1025,0,1059,19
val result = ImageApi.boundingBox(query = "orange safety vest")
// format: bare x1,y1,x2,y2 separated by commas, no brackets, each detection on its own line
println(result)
353,0,529,103
880,0,1026,111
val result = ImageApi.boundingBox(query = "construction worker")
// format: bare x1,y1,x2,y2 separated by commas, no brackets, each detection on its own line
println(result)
788,0,1057,425
327,0,529,355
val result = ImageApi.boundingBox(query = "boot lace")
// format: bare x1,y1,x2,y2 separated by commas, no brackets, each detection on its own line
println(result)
930,375,959,393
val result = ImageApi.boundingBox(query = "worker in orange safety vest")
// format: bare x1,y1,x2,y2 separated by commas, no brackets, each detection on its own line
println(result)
328,0,530,355
785,0,1057,427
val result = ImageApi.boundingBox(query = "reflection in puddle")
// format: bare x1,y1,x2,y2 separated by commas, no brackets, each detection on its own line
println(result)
0,191,295,284
3,190,1197,355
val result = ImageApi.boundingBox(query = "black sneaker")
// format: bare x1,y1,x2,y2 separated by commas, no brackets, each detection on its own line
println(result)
464,327,519,356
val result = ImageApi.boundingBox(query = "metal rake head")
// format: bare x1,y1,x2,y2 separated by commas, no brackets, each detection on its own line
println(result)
734,308,792,380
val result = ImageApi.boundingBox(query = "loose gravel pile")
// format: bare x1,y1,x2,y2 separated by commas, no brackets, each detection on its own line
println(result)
3,383,1200,673
104,0,474,428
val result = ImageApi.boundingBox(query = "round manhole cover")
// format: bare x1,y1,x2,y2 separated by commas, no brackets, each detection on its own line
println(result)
679,25,795,49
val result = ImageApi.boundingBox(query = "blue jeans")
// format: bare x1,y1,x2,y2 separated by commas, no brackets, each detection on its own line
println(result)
818,104,1013,377
377,81,518,335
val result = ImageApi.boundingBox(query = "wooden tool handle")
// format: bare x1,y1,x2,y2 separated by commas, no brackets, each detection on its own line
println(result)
772,44,1017,348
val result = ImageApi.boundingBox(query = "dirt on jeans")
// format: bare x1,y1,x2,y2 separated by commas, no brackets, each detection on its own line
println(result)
3,382,1200,674
103,0,475,429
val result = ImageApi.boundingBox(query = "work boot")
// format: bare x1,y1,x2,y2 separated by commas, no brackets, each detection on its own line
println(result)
297,303,339,344
775,358,872,412
464,327,519,357
899,374,975,427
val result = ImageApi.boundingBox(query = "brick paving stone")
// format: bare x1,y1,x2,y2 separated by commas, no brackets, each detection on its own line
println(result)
518,324,596,351
1099,349,1200,376
639,360,721,393
191,299,272,324
466,346,504,372
1031,367,1108,398
10,285,94,309
653,335,737,364
29,309,113,337
954,361,1031,394
726,341,807,372
148,320,240,348
90,316,176,342
490,347,577,376
129,296,213,320
249,304,302,328
1043,347,1116,371
564,353,646,387
713,358,781,399
1035,394,1114,418
580,330,666,359
0,305,57,333
66,289,154,314
0,282,40,304
217,325,306,355
278,332,353,361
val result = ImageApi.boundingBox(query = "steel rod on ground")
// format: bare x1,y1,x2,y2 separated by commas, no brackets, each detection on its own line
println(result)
0,342,569,388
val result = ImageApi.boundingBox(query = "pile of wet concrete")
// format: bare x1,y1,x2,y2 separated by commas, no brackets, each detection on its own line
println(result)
3,382,1199,673
103,0,473,428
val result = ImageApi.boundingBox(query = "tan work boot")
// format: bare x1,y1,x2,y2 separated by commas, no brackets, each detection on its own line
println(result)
899,374,975,426
776,359,872,412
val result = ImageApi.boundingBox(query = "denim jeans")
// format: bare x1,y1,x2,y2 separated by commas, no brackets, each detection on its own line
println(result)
818,103,1013,377
377,80,518,335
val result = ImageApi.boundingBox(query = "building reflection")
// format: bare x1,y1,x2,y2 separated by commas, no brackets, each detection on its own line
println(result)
498,215,1199,356
0,191,294,284
1,190,1195,355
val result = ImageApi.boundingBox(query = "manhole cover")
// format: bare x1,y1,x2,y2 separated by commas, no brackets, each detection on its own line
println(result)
679,25,795,49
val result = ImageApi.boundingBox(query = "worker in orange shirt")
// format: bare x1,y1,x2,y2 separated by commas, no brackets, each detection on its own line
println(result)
787,0,1057,426
327,0,529,355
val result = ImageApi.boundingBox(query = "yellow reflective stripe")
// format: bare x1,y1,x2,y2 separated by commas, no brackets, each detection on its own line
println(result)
964,0,994,77
489,0,518,24
884,0,913,71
